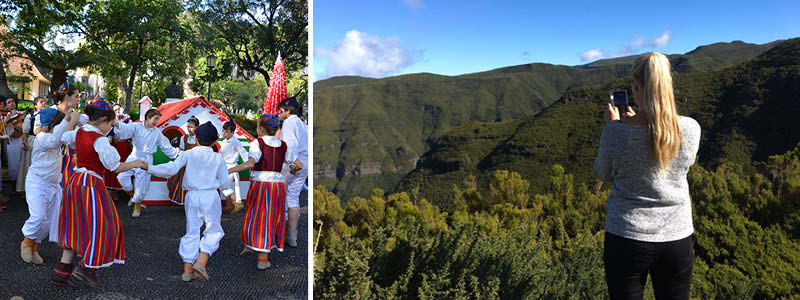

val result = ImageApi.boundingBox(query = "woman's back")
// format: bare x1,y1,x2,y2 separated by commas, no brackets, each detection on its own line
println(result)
594,116,701,242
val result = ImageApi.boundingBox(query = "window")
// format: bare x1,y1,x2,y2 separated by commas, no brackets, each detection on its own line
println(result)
39,82,49,98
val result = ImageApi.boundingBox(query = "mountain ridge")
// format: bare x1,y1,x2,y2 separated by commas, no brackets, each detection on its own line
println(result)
315,39,783,201
395,38,800,206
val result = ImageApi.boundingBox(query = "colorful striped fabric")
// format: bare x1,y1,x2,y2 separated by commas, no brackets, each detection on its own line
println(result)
167,167,188,205
241,180,286,252
60,146,76,188
58,172,125,268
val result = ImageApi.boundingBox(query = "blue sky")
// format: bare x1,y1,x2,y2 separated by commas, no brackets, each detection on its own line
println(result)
314,0,800,80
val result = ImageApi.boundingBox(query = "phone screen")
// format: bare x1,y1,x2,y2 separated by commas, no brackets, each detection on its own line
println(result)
611,90,628,108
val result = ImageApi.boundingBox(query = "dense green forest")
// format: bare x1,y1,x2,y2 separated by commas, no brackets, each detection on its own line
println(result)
315,145,800,299
314,40,779,201
314,39,800,299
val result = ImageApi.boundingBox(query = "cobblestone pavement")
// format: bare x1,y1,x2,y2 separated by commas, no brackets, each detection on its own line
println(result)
0,188,308,300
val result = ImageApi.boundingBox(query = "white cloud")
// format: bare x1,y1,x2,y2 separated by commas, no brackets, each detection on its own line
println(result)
579,49,606,62
403,0,423,9
317,30,421,78
648,31,671,48
578,30,672,63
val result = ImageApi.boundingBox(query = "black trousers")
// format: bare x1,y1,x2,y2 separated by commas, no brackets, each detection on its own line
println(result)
603,232,694,300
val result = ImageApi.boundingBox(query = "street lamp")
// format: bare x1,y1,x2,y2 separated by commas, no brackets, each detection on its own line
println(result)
206,54,216,100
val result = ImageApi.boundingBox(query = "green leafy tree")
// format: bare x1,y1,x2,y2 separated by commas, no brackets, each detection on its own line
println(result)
0,0,95,97
81,0,192,113
188,0,307,85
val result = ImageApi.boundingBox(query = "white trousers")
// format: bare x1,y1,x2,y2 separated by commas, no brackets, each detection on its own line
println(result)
284,167,307,208
221,173,242,203
180,190,224,263
117,154,152,203
6,136,23,181
21,177,63,243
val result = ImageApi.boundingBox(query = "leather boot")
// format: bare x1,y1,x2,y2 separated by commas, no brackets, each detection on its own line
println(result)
71,263,104,289
51,262,83,288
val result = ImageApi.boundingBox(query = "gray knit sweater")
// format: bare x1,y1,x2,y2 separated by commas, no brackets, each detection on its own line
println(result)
594,116,701,242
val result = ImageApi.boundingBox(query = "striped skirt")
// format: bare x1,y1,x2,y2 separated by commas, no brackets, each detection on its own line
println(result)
58,172,125,268
167,167,188,205
60,146,76,188
241,180,286,253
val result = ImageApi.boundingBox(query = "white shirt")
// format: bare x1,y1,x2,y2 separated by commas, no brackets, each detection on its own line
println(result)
22,113,34,135
219,137,248,168
28,121,70,184
61,124,122,178
280,115,308,166
114,122,181,160
147,146,231,191
179,135,196,150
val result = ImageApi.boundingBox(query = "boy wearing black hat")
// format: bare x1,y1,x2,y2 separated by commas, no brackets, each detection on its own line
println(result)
277,97,307,248
147,121,232,282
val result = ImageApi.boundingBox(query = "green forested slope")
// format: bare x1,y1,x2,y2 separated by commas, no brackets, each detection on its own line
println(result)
396,38,800,207
315,40,780,200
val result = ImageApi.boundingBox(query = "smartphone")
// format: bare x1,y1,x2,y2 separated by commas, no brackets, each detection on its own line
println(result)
610,90,628,110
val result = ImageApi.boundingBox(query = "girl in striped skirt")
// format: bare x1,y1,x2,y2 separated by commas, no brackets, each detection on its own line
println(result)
228,114,298,269
52,100,147,289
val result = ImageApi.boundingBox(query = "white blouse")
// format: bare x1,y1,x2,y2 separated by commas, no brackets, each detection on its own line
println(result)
247,136,291,182
61,124,122,178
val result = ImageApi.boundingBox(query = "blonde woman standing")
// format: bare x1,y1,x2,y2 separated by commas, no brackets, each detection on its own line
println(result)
594,52,701,300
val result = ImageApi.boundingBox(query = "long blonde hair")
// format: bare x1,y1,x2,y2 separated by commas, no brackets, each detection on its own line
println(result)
632,53,681,170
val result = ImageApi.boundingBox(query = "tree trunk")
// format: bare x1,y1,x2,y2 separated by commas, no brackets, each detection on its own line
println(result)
124,64,139,114
49,68,69,100
0,58,13,98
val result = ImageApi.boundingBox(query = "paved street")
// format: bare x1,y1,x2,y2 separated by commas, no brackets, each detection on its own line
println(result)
0,188,308,299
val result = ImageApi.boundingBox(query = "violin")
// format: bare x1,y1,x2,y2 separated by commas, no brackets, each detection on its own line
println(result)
7,111,29,139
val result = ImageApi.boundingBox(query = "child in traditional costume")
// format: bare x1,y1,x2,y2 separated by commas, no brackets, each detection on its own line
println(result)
228,114,297,269
166,116,199,205
51,100,147,289
20,108,78,265
219,120,248,214
147,121,231,281
277,97,307,247
115,108,182,217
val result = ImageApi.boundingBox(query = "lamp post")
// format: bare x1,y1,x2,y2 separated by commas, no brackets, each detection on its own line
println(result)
206,54,216,100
